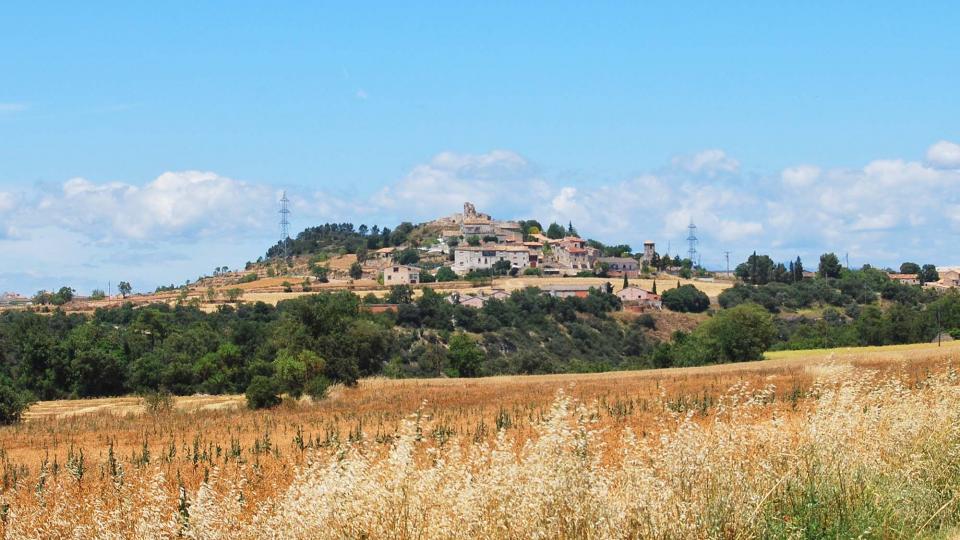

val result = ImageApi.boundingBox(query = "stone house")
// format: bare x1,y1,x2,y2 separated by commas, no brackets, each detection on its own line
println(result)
616,286,662,310
939,269,960,287
381,265,420,285
540,284,596,298
599,256,639,277
889,273,920,285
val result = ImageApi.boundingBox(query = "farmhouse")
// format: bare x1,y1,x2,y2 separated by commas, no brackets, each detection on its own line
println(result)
373,247,396,260
889,273,921,285
616,286,662,310
453,245,535,274
0,292,30,306
599,256,639,278
446,289,511,309
540,284,597,298
938,269,960,288
381,265,420,285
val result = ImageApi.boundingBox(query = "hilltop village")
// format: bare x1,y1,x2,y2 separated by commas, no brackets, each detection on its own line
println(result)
4,201,960,316
357,202,663,310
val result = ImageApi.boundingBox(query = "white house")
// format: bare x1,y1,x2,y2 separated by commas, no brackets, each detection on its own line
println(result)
453,245,535,274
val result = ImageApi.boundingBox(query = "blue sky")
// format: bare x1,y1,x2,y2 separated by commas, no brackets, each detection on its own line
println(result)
2,3,960,294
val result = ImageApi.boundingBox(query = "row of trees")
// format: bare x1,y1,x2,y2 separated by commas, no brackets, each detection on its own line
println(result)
265,222,419,260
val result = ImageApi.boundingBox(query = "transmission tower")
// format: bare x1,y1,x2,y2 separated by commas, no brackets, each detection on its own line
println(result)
686,219,698,267
279,191,291,260
724,251,731,274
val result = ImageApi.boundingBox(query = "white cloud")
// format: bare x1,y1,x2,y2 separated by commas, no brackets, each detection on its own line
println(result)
0,191,16,238
851,213,898,231
7,141,960,293
672,149,740,175
781,165,820,188
36,171,274,241
0,192,14,213
927,140,960,169
372,150,549,220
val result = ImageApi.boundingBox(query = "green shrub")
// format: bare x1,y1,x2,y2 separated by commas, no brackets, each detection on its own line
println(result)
448,332,484,377
0,379,32,425
245,376,281,410
238,273,259,284
435,266,458,282
305,376,332,400
141,389,174,415
662,284,710,313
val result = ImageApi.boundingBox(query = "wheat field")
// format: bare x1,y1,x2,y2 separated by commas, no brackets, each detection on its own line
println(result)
2,342,960,538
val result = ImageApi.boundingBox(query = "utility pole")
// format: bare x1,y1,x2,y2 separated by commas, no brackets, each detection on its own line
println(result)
279,191,291,260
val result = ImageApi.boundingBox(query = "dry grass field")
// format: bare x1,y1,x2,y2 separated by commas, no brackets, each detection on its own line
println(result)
3,341,959,538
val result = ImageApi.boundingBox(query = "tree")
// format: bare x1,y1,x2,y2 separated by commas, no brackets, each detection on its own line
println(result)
396,249,420,265
546,222,565,239
466,235,481,247
349,262,363,280
695,303,776,362
735,252,775,285
794,257,804,282
118,281,132,298
622,274,629,289
311,264,329,283
661,284,710,313
492,260,512,276
818,253,842,279
652,281,657,294
900,262,921,275
90,289,106,300
51,286,75,306
447,332,484,377
0,378,32,425
386,285,414,305
919,264,939,284
245,376,281,409
566,221,578,236
435,266,458,282
224,288,243,303
273,350,307,398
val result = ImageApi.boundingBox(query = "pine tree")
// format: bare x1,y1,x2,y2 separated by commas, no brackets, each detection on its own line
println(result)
652,281,657,294
623,274,629,289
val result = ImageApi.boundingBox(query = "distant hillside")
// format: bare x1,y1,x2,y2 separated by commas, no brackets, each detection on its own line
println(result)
264,221,439,260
